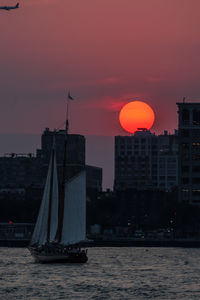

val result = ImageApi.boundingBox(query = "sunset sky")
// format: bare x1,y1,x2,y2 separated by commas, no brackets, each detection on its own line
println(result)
1,0,200,188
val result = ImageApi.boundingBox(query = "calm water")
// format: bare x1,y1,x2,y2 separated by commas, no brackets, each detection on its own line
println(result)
0,247,200,299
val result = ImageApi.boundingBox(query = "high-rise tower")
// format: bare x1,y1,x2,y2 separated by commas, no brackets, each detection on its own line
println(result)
114,129,178,191
177,102,200,204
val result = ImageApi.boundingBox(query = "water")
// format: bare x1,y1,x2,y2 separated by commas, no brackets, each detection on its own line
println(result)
0,247,200,299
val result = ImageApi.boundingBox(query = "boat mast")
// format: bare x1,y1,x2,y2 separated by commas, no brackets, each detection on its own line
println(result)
46,135,56,243
56,94,69,243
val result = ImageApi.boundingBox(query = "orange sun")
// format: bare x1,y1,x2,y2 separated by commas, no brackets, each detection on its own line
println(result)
119,101,155,134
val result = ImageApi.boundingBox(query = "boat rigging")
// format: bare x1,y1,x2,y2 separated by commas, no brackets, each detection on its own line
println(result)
28,91,88,263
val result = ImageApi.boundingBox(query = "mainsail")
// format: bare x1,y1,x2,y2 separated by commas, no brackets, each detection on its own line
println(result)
61,171,86,245
31,150,59,245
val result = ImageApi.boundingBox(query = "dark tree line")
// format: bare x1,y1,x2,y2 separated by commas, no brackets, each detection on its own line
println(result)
1,187,200,238
87,189,200,237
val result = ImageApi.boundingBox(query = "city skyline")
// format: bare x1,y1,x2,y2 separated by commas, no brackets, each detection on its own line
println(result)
1,1,200,297
1,0,200,189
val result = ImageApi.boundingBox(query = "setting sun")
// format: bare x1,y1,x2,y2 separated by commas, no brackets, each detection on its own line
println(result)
119,101,155,134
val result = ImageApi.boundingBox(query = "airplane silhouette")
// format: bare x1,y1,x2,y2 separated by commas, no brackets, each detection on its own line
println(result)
0,3,19,10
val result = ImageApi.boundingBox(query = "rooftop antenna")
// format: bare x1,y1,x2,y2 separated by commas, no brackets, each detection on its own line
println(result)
66,90,74,134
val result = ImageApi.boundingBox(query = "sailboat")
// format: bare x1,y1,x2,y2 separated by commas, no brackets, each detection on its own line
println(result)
28,135,88,263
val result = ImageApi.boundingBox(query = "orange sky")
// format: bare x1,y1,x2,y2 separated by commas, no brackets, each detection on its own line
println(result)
1,0,200,188
1,0,200,136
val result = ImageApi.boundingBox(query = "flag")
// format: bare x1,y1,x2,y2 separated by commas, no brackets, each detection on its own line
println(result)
68,91,74,100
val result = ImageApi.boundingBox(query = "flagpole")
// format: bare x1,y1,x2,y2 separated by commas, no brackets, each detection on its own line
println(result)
66,91,74,133
66,98,69,134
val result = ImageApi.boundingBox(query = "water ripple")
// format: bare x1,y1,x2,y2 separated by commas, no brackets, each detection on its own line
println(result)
0,247,200,299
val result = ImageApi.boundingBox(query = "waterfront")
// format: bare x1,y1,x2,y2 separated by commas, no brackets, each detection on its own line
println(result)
1,247,200,299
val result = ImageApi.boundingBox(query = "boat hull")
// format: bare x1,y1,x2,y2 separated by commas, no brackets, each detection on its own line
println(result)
33,253,88,263
28,247,88,263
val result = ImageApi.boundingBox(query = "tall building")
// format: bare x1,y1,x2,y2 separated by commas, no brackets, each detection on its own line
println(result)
114,129,178,191
177,102,200,204
37,128,85,181
37,128,102,191
157,131,179,191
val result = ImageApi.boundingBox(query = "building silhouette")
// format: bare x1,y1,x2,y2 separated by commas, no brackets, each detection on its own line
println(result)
37,127,102,196
0,153,43,188
177,102,200,204
0,128,102,222
114,129,178,191
37,128,86,181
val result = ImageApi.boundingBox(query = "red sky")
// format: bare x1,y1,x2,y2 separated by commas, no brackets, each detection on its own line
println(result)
1,0,200,188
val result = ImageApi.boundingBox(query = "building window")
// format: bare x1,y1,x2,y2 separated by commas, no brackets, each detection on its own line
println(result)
192,200,200,203
193,110,200,125
182,189,189,198
192,166,200,172
182,143,189,149
192,143,200,151
182,177,189,184
192,130,200,138
192,154,200,161
182,109,189,124
192,190,200,196
167,176,176,180
181,129,189,137
182,166,189,172
182,154,189,161
192,178,200,184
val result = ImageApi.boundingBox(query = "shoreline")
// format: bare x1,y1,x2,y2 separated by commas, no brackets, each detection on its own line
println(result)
1,238,200,248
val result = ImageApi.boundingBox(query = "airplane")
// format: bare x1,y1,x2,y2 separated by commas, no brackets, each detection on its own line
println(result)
0,3,19,10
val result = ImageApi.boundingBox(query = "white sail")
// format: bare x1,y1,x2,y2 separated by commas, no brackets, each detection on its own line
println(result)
49,155,59,242
31,151,59,245
61,171,86,245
